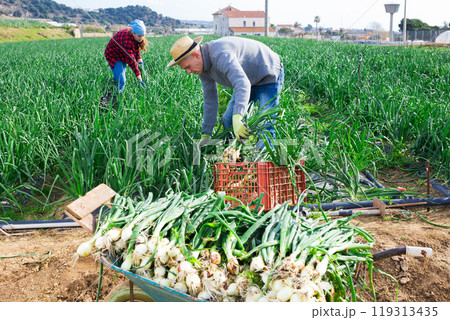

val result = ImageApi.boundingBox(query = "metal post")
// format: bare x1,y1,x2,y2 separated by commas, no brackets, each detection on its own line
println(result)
265,0,268,36
389,12,394,42
129,280,134,302
426,161,431,212
402,0,407,42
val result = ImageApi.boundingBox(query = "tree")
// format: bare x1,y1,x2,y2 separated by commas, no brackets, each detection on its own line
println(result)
13,10,22,17
314,16,320,38
369,21,384,31
278,27,293,36
399,18,431,31
314,16,320,32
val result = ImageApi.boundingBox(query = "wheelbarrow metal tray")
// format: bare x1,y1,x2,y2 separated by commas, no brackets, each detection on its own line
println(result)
100,253,205,302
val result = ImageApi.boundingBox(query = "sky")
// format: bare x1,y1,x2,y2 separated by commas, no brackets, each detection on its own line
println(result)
54,0,450,31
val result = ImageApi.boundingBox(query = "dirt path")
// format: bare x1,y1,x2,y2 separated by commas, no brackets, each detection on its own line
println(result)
1,170,449,302
0,228,126,301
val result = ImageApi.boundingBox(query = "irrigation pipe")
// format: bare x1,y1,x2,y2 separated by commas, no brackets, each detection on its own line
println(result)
430,180,450,197
325,209,410,217
300,197,450,211
0,219,79,231
363,170,385,189
372,247,433,261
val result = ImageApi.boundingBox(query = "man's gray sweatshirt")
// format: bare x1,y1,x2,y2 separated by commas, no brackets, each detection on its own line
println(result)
199,37,282,135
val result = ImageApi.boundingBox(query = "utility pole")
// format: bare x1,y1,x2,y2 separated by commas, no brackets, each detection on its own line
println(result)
265,0,268,36
402,0,407,42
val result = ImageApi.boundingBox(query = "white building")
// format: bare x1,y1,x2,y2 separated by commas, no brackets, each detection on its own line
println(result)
45,20,76,27
174,28,214,35
212,5,275,36
276,24,304,36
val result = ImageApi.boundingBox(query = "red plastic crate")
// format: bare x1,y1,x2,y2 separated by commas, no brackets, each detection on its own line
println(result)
213,160,306,211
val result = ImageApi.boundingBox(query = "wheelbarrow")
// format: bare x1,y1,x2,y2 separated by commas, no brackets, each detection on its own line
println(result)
63,184,202,302
100,252,205,302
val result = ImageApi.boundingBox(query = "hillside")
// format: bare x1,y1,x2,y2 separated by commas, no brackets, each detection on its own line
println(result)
0,0,185,28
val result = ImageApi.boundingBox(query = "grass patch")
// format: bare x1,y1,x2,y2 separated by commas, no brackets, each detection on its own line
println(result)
0,27,72,43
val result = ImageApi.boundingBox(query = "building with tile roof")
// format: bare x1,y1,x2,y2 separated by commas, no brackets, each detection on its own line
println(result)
212,5,275,36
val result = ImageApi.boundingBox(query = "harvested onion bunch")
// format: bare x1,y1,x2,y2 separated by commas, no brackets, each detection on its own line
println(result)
77,190,376,302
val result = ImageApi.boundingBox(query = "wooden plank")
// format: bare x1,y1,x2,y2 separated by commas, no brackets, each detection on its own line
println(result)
373,197,387,217
66,184,116,219
65,210,96,234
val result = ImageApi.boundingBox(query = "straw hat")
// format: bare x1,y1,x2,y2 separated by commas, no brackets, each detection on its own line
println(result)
167,35,203,67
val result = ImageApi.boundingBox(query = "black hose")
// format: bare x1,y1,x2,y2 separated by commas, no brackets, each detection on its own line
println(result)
372,246,433,260
300,196,450,211
431,180,450,197
333,209,354,216
363,170,385,189
372,247,407,261
0,219,79,230
0,174,46,209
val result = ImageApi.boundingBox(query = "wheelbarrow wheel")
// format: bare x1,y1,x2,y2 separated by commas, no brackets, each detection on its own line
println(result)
105,281,155,302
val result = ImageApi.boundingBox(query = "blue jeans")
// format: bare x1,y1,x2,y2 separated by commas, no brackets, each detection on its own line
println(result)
223,66,284,148
110,61,127,92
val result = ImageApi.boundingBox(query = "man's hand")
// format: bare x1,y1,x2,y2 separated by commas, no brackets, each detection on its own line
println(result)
199,134,211,147
140,81,147,87
232,114,250,143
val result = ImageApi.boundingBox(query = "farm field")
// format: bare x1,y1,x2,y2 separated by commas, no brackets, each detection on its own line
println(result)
0,18,72,43
0,27,72,42
0,35,449,302
1,35,449,215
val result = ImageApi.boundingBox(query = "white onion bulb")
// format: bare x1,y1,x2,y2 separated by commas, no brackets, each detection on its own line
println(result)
77,241,94,257
154,266,166,278
174,282,188,294
226,283,238,296
94,236,106,250
198,291,212,300
168,266,178,282
186,273,201,294
106,228,122,242
270,279,284,292
159,278,172,287
250,256,265,272
178,261,195,274
121,225,133,242
276,286,294,302
210,251,221,264
120,255,133,271
168,246,180,258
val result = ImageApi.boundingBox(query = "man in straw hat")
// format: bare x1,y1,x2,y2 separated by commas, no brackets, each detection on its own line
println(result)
167,36,283,147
